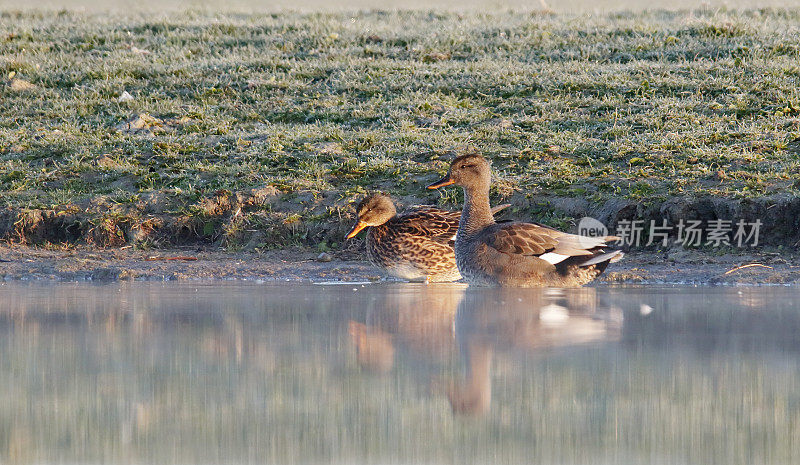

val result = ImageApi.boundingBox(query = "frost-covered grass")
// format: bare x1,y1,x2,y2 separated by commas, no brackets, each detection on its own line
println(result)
2,9,800,246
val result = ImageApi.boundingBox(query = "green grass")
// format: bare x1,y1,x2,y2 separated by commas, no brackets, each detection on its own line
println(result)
2,9,800,246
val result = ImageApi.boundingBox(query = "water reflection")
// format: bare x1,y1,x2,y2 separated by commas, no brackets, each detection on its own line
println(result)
349,284,464,373
0,282,799,464
447,288,622,415
348,286,623,415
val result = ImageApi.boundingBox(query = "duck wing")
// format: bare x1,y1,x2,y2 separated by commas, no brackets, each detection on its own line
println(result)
393,209,460,243
397,204,514,243
408,206,462,222
484,222,618,265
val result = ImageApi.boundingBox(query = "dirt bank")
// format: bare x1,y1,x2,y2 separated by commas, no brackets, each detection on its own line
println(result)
2,193,800,251
2,245,798,285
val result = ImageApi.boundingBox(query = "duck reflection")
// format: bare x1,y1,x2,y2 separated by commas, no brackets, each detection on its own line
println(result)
348,284,465,373
3,282,800,464
347,286,622,416
447,287,622,415
348,321,395,373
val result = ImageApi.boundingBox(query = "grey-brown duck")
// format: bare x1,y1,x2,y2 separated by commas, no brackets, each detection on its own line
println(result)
427,154,622,287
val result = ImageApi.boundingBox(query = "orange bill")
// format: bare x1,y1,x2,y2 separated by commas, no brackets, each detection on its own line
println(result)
426,175,455,189
346,221,369,239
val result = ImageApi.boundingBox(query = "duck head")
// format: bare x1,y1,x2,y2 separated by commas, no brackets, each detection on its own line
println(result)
345,193,397,239
426,153,492,193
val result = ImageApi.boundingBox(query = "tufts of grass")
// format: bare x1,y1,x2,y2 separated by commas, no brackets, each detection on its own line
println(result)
2,9,800,247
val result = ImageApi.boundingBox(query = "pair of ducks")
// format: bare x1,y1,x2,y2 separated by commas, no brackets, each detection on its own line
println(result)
346,154,623,286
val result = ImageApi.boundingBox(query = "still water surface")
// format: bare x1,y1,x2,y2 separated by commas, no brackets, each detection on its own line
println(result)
1,282,799,464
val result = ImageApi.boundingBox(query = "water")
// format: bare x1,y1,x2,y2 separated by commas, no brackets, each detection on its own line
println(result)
1,282,799,464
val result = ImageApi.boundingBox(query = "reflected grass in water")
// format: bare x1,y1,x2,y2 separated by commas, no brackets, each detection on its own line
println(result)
0,283,798,464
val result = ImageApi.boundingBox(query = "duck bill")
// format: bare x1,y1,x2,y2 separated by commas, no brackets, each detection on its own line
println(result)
346,221,369,239
426,175,455,189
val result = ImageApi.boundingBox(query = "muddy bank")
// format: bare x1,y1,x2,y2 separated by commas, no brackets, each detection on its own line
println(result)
519,193,800,250
1,245,799,285
0,187,351,248
2,192,799,250
3,190,799,285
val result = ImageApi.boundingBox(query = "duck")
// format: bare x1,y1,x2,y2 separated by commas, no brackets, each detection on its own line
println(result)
345,193,508,283
426,154,623,287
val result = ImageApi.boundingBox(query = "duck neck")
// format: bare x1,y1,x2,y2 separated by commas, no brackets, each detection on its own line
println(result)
459,186,495,237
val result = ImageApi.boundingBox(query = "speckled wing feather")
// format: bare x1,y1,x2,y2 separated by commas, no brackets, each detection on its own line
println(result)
392,208,460,244
367,216,459,282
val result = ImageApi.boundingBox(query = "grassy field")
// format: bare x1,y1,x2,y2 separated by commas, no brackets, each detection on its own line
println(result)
7,0,800,13
2,9,800,248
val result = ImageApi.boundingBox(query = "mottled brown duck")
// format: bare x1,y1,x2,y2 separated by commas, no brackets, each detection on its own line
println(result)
345,193,508,283
427,154,623,287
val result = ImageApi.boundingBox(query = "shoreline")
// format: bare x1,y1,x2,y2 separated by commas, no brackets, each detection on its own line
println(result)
2,245,798,285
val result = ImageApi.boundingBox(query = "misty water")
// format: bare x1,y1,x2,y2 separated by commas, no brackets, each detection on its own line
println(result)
1,282,799,464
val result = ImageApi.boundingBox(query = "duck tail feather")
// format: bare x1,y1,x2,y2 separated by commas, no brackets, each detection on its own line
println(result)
579,250,624,267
